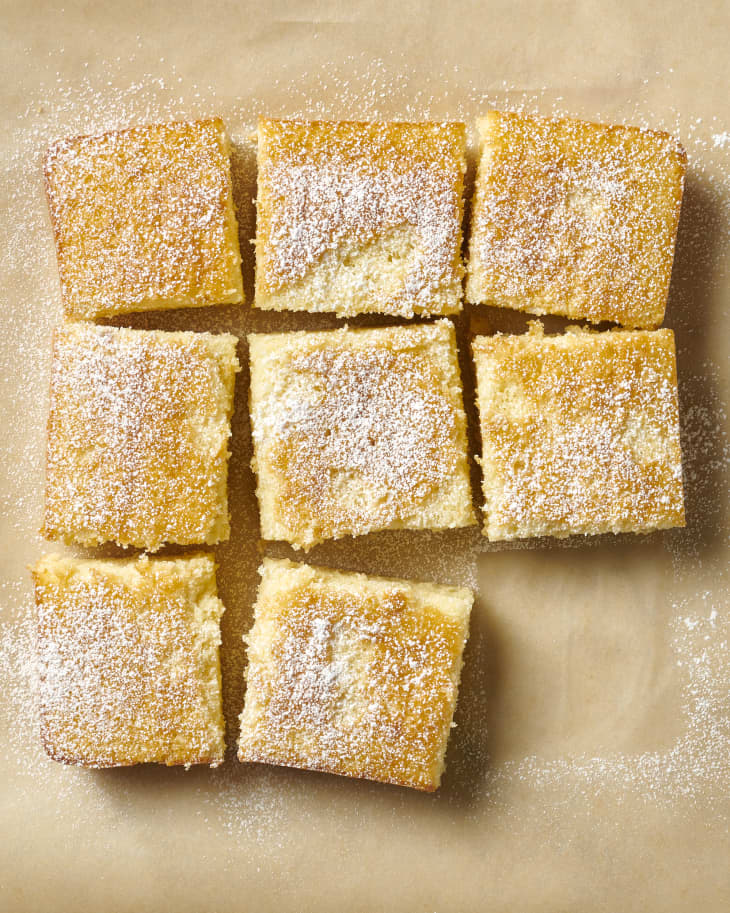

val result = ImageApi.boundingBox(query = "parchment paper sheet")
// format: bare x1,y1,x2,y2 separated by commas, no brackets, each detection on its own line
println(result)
0,2,728,911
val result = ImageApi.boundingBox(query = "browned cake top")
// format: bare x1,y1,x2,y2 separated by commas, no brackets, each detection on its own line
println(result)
473,325,685,540
239,560,471,790
44,118,242,318
255,120,465,312
43,323,238,550
468,112,686,328
34,554,225,768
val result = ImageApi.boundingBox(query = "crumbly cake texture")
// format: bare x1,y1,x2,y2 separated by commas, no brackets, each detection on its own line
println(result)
254,119,467,317
44,118,243,320
472,323,685,541
465,111,687,329
43,323,239,550
33,553,226,768
238,558,473,791
248,320,476,549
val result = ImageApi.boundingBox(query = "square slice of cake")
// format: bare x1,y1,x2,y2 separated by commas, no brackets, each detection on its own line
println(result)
465,112,686,329
254,119,466,318
44,118,244,319
248,320,475,549
472,323,685,541
238,558,473,791
33,553,226,768
43,323,239,550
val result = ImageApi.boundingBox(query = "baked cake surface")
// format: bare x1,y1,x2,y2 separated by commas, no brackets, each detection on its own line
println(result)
44,118,243,319
465,112,686,329
472,323,685,541
254,119,466,317
33,553,226,768
43,323,239,550
248,320,475,549
238,558,473,791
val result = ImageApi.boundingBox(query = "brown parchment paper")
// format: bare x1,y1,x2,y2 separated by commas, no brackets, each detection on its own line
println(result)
1,2,729,911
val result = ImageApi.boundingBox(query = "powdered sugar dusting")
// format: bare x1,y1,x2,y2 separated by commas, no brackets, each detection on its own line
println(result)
250,322,473,548
43,322,238,550
238,559,471,791
257,120,464,317
0,56,728,853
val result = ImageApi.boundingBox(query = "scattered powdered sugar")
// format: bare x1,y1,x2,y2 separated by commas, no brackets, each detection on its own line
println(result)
0,592,40,774
490,593,729,810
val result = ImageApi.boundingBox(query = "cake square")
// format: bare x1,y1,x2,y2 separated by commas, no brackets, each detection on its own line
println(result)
465,112,686,329
254,119,466,318
248,320,475,549
33,553,226,768
472,323,685,541
43,323,239,550
44,118,244,319
238,558,473,791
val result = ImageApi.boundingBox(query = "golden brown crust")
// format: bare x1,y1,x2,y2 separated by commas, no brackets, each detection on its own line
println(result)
466,112,686,328
44,118,243,319
472,323,685,541
42,323,239,550
39,739,221,770
238,559,473,791
33,553,226,768
255,119,466,317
